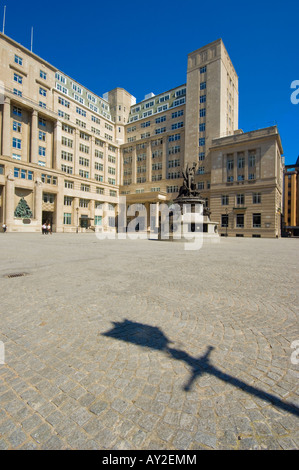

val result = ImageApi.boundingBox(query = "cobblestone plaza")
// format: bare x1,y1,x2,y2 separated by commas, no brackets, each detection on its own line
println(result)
0,234,298,450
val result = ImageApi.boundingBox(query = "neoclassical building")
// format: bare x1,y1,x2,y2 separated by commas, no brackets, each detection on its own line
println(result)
0,33,284,237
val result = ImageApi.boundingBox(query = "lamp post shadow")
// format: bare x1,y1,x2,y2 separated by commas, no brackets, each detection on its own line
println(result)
102,319,299,418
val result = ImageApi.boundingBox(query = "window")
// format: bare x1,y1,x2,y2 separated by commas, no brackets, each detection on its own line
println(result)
221,195,229,205
197,182,204,190
39,131,46,141
172,122,183,130
253,213,261,228
199,108,206,117
199,138,205,147
221,214,229,228
249,153,256,167
12,153,21,160
249,173,256,180
79,170,89,178
81,184,90,192
61,151,73,162
39,117,46,127
200,66,206,74
38,160,46,167
40,70,47,80
14,73,22,84
110,190,117,197
237,175,245,181
63,213,72,225
58,97,70,108
13,89,22,97
64,180,74,189
155,127,166,134
43,193,55,203
169,134,180,142
56,72,66,83
227,159,234,170
95,162,103,171
62,137,73,148
79,199,89,208
200,82,206,90
155,116,166,124
79,144,89,154
13,106,22,116
61,164,73,174
13,121,22,133
237,156,245,169
108,178,116,185
76,107,86,117
200,95,206,103
253,193,261,204
39,87,47,97
236,214,244,228
199,152,205,161
236,194,245,205
141,121,151,128
79,157,89,167
12,137,21,149
172,110,184,119
95,216,102,226
14,55,23,66
197,166,205,174
64,196,73,206
199,123,206,132
62,124,74,134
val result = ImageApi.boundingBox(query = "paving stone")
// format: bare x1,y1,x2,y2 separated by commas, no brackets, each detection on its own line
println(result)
0,234,298,449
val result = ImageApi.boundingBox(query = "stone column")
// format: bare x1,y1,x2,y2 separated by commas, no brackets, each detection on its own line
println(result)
73,197,79,232
53,120,62,170
5,170,15,231
162,138,167,180
104,143,109,183
31,110,38,164
2,97,11,157
34,178,43,229
146,143,152,183
132,146,137,184
74,129,80,176
90,136,95,180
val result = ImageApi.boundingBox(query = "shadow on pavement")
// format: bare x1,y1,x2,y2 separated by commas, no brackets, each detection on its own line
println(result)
102,319,299,418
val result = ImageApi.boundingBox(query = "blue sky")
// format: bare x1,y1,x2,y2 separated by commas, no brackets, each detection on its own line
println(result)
2,0,298,165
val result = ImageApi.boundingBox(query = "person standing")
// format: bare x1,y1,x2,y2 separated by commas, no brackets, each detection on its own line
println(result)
2,223,7,233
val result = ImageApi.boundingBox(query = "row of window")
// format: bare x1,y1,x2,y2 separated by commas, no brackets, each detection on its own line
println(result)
221,213,262,228
221,193,262,205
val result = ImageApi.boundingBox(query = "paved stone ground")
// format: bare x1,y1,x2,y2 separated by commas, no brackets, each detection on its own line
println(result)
0,233,298,450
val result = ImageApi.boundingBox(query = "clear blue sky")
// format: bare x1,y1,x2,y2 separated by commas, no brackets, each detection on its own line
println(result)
2,0,298,165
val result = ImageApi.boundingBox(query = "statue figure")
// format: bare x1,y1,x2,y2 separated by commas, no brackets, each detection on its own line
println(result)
179,162,199,197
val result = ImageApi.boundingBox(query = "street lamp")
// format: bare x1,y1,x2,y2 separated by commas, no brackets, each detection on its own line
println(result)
76,207,79,233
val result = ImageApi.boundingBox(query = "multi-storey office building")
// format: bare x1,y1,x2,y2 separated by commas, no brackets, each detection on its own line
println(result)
283,157,299,236
0,33,284,236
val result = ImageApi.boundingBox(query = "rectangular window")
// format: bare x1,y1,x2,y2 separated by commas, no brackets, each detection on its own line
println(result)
64,196,73,206
79,170,89,178
64,180,74,189
12,137,21,149
227,159,234,170
40,70,47,80
13,106,22,116
79,199,89,208
236,214,244,228
94,215,102,226
200,66,206,74
63,213,72,225
13,88,22,97
39,101,46,109
14,55,23,65
249,153,256,167
221,214,229,227
199,108,206,117
39,131,46,141
14,73,22,84
200,95,206,103
199,138,205,147
221,195,229,205
236,194,245,205
0,164,4,174
253,193,261,204
199,123,206,132
253,213,261,228
13,121,22,132
39,87,47,97
200,82,206,90
39,117,46,127
39,146,46,156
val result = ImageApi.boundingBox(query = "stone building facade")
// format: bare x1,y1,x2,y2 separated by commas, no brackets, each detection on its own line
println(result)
0,33,284,236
